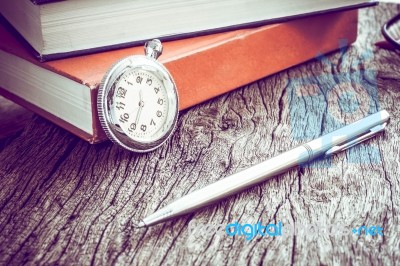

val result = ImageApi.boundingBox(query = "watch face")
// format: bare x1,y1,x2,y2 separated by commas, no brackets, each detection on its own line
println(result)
112,68,169,141
98,55,179,152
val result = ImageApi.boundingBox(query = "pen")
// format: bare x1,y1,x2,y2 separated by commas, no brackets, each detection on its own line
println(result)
136,110,390,227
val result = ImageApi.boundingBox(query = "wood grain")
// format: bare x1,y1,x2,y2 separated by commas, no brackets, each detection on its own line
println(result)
1,4,399,265
0,96,32,140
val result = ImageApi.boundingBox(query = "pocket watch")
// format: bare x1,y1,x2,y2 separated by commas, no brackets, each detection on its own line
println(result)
97,39,179,152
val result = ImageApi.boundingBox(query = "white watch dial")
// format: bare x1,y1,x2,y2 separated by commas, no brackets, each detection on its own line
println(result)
113,69,168,141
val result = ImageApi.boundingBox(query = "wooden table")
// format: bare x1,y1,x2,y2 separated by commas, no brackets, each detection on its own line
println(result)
1,4,399,265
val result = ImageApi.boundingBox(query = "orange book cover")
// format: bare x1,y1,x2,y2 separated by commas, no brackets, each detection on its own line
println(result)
0,10,358,143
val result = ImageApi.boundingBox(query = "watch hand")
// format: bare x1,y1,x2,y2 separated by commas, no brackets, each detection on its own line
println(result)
135,89,144,125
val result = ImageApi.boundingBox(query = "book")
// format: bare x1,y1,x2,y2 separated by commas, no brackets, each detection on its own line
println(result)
0,10,358,144
0,0,374,61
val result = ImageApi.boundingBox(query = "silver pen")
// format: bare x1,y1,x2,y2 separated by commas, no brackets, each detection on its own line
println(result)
137,110,390,227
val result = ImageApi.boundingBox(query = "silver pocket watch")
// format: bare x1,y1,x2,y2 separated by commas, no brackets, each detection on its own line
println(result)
98,40,179,152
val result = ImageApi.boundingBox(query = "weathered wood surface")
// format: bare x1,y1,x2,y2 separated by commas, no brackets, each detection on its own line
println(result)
0,96,32,141
1,4,399,265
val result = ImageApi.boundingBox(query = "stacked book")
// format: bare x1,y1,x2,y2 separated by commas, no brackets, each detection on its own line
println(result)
0,0,375,143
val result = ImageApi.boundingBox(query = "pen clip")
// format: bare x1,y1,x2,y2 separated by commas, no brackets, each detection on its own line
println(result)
324,122,387,158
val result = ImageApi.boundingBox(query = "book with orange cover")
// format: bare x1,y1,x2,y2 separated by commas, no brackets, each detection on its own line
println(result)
0,10,358,143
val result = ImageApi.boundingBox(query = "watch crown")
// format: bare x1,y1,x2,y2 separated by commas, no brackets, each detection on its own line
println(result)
144,39,163,60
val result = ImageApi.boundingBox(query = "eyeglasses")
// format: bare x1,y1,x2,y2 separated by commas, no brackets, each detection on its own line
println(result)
382,13,400,50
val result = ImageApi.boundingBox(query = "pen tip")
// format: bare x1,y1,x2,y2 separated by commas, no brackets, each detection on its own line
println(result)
133,221,146,228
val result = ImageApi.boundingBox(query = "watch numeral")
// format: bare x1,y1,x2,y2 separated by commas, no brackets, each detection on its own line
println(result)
156,110,162,117
136,76,143,84
154,87,160,94
115,102,125,110
150,119,156,126
141,125,147,132
146,78,152,86
119,113,129,123
116,87,127,99
157,98,163,105
128,123,136,132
